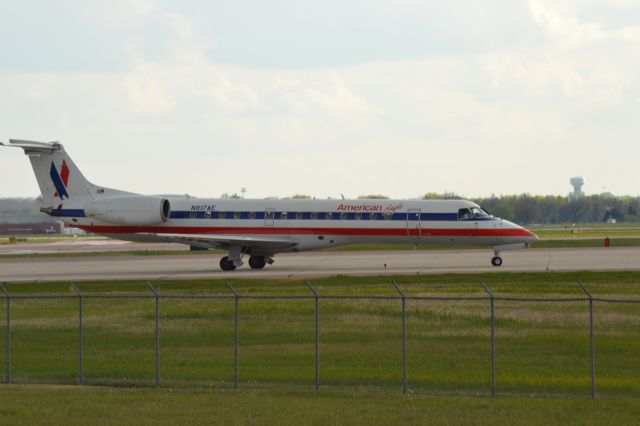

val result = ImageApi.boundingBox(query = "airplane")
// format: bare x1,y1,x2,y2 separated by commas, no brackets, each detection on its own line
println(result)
2,139,538,270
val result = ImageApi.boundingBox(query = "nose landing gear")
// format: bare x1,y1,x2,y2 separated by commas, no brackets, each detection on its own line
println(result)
490,242,525,267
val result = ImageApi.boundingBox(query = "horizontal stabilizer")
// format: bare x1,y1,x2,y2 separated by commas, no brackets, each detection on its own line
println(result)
1,140,61,153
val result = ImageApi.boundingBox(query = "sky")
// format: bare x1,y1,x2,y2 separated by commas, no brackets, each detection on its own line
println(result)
1,0,639,200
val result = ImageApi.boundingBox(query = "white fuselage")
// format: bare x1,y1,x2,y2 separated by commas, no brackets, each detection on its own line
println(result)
59,198,536,254
3,140,538,270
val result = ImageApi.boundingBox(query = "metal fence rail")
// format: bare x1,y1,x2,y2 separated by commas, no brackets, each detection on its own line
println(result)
1,280,639,398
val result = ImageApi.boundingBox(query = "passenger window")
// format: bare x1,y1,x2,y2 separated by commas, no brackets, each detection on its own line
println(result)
204,211,212,219
266,211,274,219
383,212,393,220
249,211,256,219
234,212,241,219
190,211,198,219
296,212,303,220
355,213,362,220
340,212,348,220
310,212,317,220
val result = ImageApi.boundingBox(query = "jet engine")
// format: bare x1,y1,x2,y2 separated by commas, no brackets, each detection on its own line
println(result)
84,195,171,226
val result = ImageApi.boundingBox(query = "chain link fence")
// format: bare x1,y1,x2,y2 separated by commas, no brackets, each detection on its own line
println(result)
1,280,639,398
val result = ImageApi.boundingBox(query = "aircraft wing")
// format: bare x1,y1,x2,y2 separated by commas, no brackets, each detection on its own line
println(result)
141,233,299,251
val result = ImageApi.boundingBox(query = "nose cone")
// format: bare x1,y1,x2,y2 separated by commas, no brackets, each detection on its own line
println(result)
503,220,539,242
523,227,539,242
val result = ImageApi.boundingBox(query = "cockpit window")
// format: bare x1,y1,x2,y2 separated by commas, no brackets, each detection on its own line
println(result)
458,208,473,220
458,207,492,220
471,207,492,218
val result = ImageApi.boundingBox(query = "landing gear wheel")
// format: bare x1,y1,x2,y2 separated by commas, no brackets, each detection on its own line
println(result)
220,256,236,271
249,255,267,269
491,256,503,267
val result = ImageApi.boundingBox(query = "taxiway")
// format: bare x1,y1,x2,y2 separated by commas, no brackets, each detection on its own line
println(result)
1,247,638,282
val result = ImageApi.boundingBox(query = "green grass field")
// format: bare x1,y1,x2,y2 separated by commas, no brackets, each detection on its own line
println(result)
2,385,640,425
1,272,640,423
1,272,640,395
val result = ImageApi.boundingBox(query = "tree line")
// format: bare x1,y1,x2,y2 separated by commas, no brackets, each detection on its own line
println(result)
286,193,640,224
422,193,640,224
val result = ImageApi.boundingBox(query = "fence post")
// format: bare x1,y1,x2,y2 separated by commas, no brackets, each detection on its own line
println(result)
392,281,408,394
0,284,10,384
305,281,320,390
147,281,160,388
578,281,596,400
481,283,496,397
70,283,84,384
226,281,239,389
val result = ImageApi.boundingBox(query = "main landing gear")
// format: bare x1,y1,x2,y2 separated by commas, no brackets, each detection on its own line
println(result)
219,254,274,271
248,255,267,269
491,256,503,267
220,256,236,271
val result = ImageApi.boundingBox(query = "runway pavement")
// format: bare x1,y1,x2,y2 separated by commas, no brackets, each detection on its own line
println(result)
1,247,639,282
0,239,187,255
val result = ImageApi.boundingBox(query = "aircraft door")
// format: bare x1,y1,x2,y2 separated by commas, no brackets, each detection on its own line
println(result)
406,209,421,238
265,208,275,226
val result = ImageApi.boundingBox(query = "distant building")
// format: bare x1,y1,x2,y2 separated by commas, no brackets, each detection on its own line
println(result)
0,222,63,235
569,177,585,200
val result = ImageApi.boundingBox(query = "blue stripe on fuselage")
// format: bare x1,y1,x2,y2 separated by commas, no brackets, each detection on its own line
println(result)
169,211,481,221
50,209,86,217
48,209,494,221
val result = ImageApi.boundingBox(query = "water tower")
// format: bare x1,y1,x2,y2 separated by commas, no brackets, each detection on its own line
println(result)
569,177,584,199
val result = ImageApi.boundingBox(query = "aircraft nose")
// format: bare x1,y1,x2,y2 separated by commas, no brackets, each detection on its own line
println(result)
524,228,539,241
515,224,538,242
503,220,538,242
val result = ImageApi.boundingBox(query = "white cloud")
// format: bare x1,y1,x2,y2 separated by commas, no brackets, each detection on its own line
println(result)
530,0,640,48
124,62,175,115
277,74,377,117
530,0,606,47
163,12,194,39
1,0,640,198
198,69,259,110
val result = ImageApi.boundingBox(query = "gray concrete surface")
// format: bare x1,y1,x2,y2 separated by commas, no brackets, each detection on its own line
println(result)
0,247,639,282
0,240,187,254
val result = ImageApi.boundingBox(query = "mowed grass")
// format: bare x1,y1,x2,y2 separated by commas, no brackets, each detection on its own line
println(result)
529,224,640,239
0,272,640,400
2,385,640,426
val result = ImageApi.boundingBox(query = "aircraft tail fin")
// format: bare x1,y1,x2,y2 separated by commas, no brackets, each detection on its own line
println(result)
1,140,128,207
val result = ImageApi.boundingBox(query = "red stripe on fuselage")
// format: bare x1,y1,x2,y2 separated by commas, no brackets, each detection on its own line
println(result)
77,225,535,238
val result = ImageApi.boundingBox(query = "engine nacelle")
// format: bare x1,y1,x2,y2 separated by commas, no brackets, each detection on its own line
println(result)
84,195,171,226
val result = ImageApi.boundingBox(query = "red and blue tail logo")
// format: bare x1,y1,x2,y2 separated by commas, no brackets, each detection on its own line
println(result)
50,160,70,199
